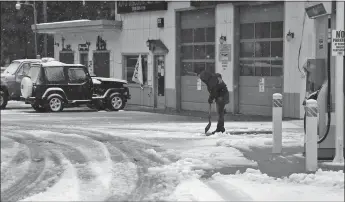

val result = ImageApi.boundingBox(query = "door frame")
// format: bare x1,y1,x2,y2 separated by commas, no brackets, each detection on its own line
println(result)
153,54,167,108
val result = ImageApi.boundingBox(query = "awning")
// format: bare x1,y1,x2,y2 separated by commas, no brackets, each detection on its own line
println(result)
148,39,169,53
31,19,122,34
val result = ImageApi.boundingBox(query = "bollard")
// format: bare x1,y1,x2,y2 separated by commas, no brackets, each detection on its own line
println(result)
305,99,318,172
272,93,283,154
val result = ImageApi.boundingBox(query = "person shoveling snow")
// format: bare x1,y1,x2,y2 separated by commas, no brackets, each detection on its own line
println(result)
197,71,229,135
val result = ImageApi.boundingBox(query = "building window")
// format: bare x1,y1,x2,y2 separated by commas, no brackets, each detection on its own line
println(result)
181,27,215,76
124,55,148,84
239,21,284,76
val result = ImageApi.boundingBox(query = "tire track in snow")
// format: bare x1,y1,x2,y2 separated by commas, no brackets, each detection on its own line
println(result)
57,128,164,201
21,129,120,201
3,123,167,200
1,134,47,202
0,129,88,201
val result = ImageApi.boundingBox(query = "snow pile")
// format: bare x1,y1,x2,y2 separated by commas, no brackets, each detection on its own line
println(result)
144,146,258,201
211,168,344,201
216,132,303,151
146,157,207,201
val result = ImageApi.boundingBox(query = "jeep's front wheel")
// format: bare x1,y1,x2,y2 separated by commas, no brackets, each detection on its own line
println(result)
46,96,64,112
0,90,8,109
107,94,125,111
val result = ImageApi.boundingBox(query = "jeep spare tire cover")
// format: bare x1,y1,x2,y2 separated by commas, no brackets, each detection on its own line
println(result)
21,77,33,99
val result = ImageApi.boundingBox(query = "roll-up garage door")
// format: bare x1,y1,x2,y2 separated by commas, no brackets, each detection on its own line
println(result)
238,3,284,116
180,8,216,111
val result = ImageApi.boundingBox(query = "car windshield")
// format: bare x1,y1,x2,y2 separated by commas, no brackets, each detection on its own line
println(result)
3,61,21,75
28,66,41,83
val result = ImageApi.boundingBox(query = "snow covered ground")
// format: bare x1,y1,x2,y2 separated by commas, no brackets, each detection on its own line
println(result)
1,108,344,201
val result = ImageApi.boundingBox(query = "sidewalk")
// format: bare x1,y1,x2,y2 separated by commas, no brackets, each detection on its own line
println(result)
125,104,297,122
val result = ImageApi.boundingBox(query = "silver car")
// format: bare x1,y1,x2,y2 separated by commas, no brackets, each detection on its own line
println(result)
0,58,55,109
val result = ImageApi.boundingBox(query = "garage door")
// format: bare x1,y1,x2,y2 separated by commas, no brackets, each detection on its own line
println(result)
180,8,216,112
238,3,284,116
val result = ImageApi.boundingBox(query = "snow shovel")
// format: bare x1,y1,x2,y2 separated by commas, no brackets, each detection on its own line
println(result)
205,103,212,134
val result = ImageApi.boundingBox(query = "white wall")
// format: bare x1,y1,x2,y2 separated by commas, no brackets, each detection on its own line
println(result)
54,30,121,77
215,4,234,92
215,3,235,113
284,1,316,118
116,1,190,89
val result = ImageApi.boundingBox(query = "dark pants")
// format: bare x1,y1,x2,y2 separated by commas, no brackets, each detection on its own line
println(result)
215,91,229,130
216,100,225,129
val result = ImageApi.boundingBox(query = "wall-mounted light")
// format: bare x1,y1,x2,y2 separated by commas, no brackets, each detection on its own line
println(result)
146,39,156,51
219,35,227,44
286,30,294,42
54,42,59,47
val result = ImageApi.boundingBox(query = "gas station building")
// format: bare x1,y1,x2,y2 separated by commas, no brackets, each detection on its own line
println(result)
33,1,344,120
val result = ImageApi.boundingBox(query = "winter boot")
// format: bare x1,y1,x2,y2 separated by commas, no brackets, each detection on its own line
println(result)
212,127,225,134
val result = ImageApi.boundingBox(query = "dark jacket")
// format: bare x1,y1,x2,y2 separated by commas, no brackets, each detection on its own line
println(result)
199,71,229,104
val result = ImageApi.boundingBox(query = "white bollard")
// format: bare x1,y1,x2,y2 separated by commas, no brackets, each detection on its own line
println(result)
272,93,283,154
305,99,318,172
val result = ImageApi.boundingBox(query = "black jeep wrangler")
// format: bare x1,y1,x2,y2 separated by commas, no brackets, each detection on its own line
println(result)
21,61,130,112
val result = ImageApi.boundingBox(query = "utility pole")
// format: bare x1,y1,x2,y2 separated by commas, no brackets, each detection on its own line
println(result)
333,1,344,164
43,0,47,57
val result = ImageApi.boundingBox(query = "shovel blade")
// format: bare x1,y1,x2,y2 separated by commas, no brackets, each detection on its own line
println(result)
205,120,211,133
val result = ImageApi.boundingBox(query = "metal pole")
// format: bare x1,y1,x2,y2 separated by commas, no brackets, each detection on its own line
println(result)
333,1,344,164
43,0,47,57
33,1,38,58
272,93,283,154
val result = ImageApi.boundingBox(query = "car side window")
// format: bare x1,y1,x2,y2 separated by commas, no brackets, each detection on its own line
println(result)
44,67,65,84
17,63,30,76
68,68,87,84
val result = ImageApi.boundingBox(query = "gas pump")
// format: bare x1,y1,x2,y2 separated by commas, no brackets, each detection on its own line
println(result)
303,2,345,160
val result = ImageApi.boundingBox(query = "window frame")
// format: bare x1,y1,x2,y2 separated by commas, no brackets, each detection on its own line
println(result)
181,26,216,76
239,21,284,77
43,66,67,84
123,54,149,86
67,67,88,84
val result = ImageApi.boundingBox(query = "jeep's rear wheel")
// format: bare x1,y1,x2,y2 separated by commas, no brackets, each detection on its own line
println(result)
0,90,8,109
107,94,125,111
31,104,46,112
46,96,64,112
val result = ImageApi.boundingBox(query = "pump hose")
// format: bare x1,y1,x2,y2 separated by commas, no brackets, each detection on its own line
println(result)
303,43,332,144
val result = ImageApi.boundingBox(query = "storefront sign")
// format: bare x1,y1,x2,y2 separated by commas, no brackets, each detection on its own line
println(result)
259,77,265,93
78,42,90,52
221,61,228,70
197,78,201,91
190,1,228,7
117,1,168,14
331,30,345,56
219,44,231,62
